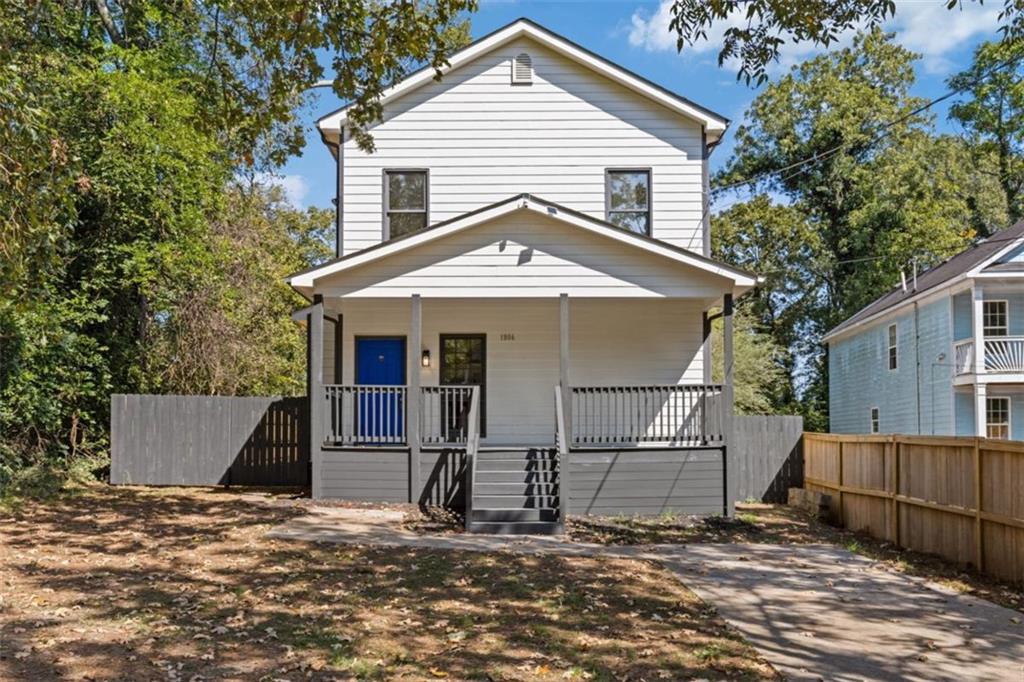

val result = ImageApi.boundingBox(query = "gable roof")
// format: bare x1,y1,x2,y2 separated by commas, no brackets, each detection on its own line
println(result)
824,221,1024,342
316,18,729,144
287,193,758,293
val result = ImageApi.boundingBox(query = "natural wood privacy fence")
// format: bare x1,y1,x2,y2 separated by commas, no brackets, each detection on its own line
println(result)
803,433,1024,583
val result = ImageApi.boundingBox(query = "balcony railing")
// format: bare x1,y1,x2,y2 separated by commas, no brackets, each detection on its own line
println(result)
953,337,1024,375
569,384,725,447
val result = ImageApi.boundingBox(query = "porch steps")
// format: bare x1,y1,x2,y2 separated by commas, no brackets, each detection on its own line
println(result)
468,447,563,535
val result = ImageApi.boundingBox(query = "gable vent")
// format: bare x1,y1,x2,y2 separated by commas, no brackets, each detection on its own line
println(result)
511,52,532,85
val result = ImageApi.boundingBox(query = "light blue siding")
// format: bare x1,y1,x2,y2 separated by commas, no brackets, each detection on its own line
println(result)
952,292,971,341
955,390,1024,439
829,298,954,435
954,391,974,436
1003,292,1024,336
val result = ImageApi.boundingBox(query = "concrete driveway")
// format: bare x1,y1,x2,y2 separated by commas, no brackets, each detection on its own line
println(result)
269,506,1024,681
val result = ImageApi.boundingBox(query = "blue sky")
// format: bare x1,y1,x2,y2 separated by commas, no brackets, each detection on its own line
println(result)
272,0,1005,210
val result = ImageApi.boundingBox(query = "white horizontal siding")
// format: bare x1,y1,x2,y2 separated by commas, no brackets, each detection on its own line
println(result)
341,36,705,256
330,298,706,445
318,210,726,299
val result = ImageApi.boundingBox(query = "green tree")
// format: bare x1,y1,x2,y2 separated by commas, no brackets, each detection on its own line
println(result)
711,309,788,416
949,39,1024,227
666,0,1023,85
712,30,998,424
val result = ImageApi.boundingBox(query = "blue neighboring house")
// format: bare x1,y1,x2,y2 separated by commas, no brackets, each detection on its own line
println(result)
825,221,1024,441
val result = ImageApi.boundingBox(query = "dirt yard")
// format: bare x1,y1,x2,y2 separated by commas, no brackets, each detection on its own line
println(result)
0,486,776,681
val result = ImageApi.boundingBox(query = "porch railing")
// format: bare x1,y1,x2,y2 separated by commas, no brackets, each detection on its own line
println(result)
953,337,1024,375
420,385,477,446
954,340,974,375
569,384,725,447
323,384,407,446
986,337,1024,373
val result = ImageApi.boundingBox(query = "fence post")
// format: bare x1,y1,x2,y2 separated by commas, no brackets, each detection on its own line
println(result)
836,439,844,527
973,437,984,572
889,435,899,545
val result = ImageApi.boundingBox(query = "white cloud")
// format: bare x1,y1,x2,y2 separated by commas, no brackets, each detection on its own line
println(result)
253,172,310,207
628,0,1001,74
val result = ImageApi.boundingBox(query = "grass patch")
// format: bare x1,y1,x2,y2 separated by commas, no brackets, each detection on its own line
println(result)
0,485,778,681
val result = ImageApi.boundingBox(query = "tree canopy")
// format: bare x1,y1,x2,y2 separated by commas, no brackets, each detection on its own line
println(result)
0,0,472,491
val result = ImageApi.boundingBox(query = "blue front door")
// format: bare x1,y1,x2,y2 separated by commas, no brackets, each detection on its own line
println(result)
355,338,406,441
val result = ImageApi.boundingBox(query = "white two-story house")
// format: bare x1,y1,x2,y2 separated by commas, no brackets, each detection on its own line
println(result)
826,222,1024,441
288,18,757,533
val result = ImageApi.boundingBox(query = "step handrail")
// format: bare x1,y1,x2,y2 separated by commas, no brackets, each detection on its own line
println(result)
554,385,570,519
463,386,481,531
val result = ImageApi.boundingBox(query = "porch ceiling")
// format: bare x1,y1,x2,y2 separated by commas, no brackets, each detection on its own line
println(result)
289,194,758,301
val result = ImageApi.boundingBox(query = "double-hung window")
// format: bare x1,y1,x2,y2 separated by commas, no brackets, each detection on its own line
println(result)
887,324,898,371
983,300,1008,337
384,170,428,240
606,169,651,235
986,397,1011,440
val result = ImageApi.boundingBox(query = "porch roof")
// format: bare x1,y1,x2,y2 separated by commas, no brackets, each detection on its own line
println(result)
288,194,759,299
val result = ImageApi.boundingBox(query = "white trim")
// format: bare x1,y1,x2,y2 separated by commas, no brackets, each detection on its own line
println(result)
967,236,1024,277
316,20,728,142
887,323,898,372
983,299,1009,337
288,194,759,291
985,395,1011,440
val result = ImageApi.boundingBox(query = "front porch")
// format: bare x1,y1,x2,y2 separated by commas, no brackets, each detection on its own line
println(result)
300,294,737,532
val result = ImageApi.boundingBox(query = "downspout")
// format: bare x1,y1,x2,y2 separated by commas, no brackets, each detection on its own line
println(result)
914,300,922,435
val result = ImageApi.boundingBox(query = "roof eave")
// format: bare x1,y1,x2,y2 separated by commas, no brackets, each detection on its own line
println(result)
316,18,729,140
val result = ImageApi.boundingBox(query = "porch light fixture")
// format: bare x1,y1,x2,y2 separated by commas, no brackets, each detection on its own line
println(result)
421,349,431,368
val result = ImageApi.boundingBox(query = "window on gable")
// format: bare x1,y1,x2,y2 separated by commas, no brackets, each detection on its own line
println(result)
870,407,880,434
384,170,427,239
986,396,1010,440
983,300,1008,337
606,169,651,235
887,324,898,370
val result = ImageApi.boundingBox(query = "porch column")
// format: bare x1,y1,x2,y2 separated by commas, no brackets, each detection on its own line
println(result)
559,293,571,437
702,310,712,385
972,284,986,375
974,383,987,438
308,297,325,499
409,294,422,503
722,293,735,517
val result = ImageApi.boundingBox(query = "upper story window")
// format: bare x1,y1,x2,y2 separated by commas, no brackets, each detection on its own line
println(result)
887,323,898,370
983,300,1008,337
384,170,428,239
606,169,651,236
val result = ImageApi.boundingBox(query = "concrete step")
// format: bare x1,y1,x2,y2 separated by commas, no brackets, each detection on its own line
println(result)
471,508,559,522
467,521,564,535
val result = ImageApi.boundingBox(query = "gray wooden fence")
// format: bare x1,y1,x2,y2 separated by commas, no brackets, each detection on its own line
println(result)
732,415,804,503
110,394,308,487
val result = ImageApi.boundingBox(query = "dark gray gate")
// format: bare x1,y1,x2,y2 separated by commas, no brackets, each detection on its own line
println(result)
110,394,308,486
732,415,804,503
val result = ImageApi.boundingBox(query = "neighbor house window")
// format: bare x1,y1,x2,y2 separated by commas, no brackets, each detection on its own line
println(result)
384,170,427,239
986,397,1011,440
887,324,898,370
983,300,1008,337
870,407,880,434
606,169,651,235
